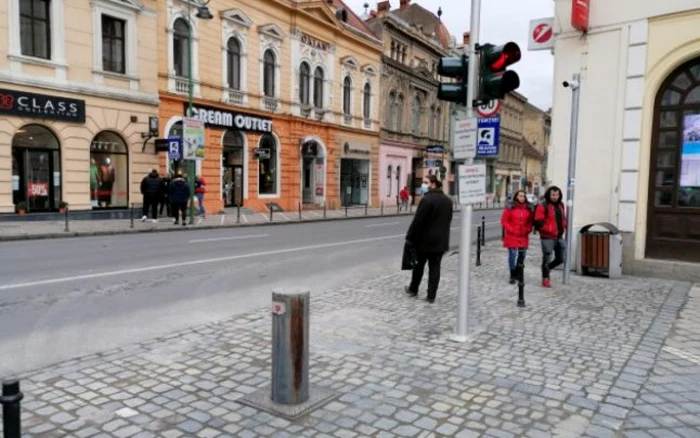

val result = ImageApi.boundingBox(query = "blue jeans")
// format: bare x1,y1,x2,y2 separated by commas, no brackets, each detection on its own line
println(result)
196,193,205,215
508,248,527,271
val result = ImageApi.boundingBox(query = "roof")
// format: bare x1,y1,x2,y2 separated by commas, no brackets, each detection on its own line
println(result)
390,3,451,49
522,140,543,159
331,0,377,39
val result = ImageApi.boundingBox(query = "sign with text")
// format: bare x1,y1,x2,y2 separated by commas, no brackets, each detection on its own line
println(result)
0,88,85,123
426,145,444,153
453,117,478,160
183,117,205,161
458,164,486,205
185,103,273,133
476,117,501,157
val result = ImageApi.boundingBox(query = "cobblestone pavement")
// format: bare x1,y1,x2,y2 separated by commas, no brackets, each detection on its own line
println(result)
2,238,697,437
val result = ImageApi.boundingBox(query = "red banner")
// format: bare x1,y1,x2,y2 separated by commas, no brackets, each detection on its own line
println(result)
571,0,589,32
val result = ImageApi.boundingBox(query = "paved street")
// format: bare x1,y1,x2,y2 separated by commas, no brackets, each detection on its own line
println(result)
2,233,698,438
0,208,502,376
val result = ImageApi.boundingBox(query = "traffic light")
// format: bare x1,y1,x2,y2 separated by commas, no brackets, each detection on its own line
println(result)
437,55,468,105
478,42,521,101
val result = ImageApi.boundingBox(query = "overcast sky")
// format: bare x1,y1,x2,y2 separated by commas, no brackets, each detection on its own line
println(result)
345,0,555,110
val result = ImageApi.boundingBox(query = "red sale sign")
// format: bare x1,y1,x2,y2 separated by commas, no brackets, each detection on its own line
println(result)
572,0,590,32
28,182,48,197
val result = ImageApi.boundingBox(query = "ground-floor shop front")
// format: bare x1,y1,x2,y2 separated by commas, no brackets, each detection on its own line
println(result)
0,86,159,214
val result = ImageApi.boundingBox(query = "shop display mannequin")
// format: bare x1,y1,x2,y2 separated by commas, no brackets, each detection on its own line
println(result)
99,157,115,207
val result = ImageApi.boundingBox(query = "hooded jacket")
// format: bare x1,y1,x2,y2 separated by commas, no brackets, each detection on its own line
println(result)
501,198,533,249
534,186,567,239
169,176,191,204
405,189,454,253
140,171,162,197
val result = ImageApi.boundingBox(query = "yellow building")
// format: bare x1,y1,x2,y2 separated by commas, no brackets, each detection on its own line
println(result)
0,0,160,214
493,91,527,201
521,102,550,196
156,0,382,213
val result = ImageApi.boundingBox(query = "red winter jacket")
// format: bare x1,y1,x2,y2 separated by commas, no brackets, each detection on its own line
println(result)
534,202,567,239
501,202,533,249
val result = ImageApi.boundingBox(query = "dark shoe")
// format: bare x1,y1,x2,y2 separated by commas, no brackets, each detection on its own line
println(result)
509,270,516,284
174,220,179,225
404,286,417,297
426,297,435,304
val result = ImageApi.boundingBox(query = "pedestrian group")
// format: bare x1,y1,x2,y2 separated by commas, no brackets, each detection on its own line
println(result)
139,169,207,226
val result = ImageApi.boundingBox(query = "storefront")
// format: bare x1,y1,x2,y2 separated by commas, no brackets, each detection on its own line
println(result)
379,142,412,205
300,137,327,206
340,141,371,206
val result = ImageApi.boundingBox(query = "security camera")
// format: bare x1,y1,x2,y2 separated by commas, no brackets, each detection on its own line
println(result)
562,81,570,88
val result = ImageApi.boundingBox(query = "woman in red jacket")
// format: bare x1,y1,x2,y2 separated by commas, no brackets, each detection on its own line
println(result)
501,190,534,284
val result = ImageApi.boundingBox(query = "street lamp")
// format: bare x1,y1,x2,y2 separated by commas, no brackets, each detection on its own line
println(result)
185,0,213,224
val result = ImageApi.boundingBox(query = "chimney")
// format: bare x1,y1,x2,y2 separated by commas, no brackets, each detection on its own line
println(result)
370,9,377,18
377,0,390,16
399,0,410,9
462,31,470,46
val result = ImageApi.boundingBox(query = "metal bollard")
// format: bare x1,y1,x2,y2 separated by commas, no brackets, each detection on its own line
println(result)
516,257,525,308
323,202,326,219
237,205,241,224
396,199,400,214
409,199,412,213
365,203,368,216
481,216,486,246
345,202,348,216
130,203,134,229
298,202,302,222
1,380,24,438
380,201,384,216
270,206,273,222
271,289,309,405
64,205,69,232
476,226,482,267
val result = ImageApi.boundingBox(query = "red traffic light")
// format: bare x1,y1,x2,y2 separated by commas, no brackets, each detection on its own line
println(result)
485,42,521,72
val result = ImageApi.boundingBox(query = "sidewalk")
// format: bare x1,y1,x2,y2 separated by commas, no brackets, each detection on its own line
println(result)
3,239,698,437
0,205,498,242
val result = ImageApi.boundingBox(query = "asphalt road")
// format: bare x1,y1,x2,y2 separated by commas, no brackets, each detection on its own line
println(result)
0,209,503,375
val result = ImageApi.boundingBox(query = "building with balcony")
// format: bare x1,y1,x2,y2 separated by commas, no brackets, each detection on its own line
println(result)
157,0,382,213
0,0,160,214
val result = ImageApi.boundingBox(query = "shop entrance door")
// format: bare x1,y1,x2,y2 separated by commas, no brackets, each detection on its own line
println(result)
223,165,244,207
302,157,315,204
13,148,57,212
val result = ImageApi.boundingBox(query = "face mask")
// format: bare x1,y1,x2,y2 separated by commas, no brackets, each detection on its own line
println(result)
421,183,429,194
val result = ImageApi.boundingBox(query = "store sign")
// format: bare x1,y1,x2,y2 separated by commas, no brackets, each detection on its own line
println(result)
0,88,85,123
301,33,332,52
186,104,273,133
571,0,589,32
28,182,49,197
343,142,370,156
528,18,555,51
426,145,444,153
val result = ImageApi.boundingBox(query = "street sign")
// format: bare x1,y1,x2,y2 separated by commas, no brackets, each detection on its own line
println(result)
167,137,181,161
426,145,444,153
476,117,501,156
424,159,442,168
453,117,478,160
458,164,486,205
183,117,205,161
476,99,501,118
528,18,555,51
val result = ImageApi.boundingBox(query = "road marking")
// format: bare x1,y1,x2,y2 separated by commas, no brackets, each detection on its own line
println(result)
365,221,400,228
0,233,409,291
188,233,269,244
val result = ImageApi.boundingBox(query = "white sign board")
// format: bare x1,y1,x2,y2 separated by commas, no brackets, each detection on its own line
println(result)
528,17,555,51
458,164,486,205
453,117,478,160
182,117,205,161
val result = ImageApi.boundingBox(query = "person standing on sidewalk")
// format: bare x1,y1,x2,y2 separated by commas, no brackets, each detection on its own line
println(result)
159,174,171,218
169,173,191,226
404,175,453,304
399,186,410,211
533,186,567,288
501,190,533,284
195,175,207,219
140,169,162,222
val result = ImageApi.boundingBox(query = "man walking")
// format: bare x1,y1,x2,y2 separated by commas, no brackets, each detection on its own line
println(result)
533,185,568,288
140,169,162,222
169,173,191,226
404,175,453,303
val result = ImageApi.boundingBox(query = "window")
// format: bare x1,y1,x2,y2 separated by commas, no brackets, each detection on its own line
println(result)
386,165,392,197
258,133,277,195
396,95,404,132
363,83,371,120
428,106,436,138
343,76,352,115
412,95,421,135
226,38,241,90
436,108,442,140
20,0,51,59
173,18,190,77
102,15,126,74
313,67,324,108
90,131,128,209
396,165,401,191
263,50,276,97
299,62,310,105
12,124,61,212
386,91,396,129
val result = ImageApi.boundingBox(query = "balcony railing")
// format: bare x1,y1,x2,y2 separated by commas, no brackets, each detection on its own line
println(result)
314,108,326,122
226,89,245,105
343,114,353,125
174,77,190,95
364,118,372,129
300,105,312,118
263,97,279,112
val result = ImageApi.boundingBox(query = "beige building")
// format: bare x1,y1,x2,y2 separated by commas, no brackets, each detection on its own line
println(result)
491,91,527,201
521,102,551,196
0,0,160,214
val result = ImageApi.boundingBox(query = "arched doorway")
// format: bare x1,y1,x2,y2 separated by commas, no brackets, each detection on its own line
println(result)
647,58,700,262
300,138,326,205
222,130,245,207
12,125,61,212
90,131,128,209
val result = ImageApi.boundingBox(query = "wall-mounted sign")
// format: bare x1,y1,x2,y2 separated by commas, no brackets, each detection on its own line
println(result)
0,88,85,123
185,104,273,133
571,0,589,32
301,33,332,52
343,142,370,156
183,117,205,161
528,18,554,51
426,145,444,153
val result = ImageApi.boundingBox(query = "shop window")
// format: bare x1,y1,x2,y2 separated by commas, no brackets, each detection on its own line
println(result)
313,67,324,108
343,76,352,115
299,62,310,105
12,124,61,212
263,49,276,97
386,165,392,197
173,18,190,77
102,15,126,74
20,0,51,60
258,133,277,195
363,82,371,120
90,131,128,209
226,37,241,90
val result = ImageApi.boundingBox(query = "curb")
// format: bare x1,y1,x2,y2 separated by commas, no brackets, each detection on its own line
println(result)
0,207,503,243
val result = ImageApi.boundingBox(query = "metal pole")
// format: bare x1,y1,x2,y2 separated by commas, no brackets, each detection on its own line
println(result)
270,206,273,222
516,251,526,307
64,205,69,232
365,203,368,216
1,380,24,438
237,204,241,223
298,202,302,221
454,0,480,343
323,201,326,219
186,1,196,225
396,196,400,214
563,74,581,285
130,203,134,229
380,201,384,215
481,215,485,246
476,226,481,266
271,289,310,405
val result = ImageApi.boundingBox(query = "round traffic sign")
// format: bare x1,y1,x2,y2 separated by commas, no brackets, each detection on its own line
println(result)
476,99,501,118
533,23,553,44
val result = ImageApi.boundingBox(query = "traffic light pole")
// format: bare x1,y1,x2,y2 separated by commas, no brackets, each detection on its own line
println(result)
563,74,581,285
453,0,481,343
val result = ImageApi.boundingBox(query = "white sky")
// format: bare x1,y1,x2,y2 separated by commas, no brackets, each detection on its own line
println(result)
344,0,555,110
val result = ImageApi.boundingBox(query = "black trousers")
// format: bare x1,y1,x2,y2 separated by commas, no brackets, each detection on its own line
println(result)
172,202,187,223
142,196,159,219
159,196,170,217
408,251,444,299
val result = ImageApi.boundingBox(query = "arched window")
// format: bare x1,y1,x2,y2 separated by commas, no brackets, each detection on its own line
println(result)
258,133,277,195
12,125,61,212
396,165,401,190
263,50,276,97
299,62,310,105
396,94,404,132
226,38,241,90
387,91,396,129
412,95,421,135
90,131,128,209
386,165,392,197
363,83,371,120
313,67,324,108
343,76,352,115
173,19,190,77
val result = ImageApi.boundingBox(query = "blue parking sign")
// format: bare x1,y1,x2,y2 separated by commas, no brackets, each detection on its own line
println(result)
167,137,181,160
476,117,500,157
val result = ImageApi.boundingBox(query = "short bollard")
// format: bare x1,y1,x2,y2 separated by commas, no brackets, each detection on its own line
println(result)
476,226,482,267
409,200,412,213
501,226,505,241
481,216,486,246
323,202,327,219
298,202,302,222
271,290,309,405
396,199,400,214
269,207,273,222
130,203,134,229
365,203,368,216
237,205,241,224
380,201,384,216
516,254,526,308
1,380,24,438
64,205,69,232
345,202,348,216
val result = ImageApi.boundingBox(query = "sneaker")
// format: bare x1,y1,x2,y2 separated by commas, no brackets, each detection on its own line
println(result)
151,219,158,224
542,278,552,288
141,216,147,222
174,220,179,225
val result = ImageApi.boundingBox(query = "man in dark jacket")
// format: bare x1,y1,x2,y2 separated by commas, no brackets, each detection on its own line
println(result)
533,185,568,288
404,175,453,303
140,169,162,222
159,175,171,218
169,173,191,226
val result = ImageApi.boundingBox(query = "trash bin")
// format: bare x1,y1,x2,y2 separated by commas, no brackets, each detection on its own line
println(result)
576,222,623,279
